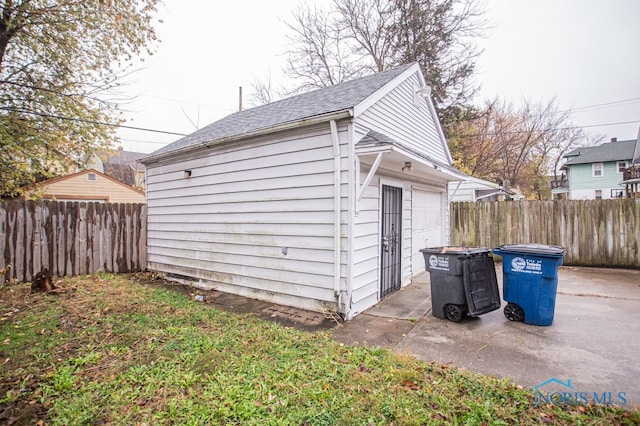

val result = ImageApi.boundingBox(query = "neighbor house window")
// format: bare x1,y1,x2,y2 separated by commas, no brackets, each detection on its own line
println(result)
595,190,602,200
592,163,603,177
617,161,628,173
87,173,97,181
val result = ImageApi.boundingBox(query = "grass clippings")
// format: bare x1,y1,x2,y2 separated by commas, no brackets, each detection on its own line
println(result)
1,273,638,425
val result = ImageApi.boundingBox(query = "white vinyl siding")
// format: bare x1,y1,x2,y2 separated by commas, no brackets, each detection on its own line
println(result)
350,174,427,316
146,125,348,313
351,180,381,315
356,72,450,165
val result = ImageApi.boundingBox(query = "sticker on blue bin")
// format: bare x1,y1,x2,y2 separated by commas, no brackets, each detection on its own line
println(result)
429,255,450,271
511,257,542,274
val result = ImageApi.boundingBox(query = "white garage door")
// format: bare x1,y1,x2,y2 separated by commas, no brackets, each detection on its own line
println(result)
411,188,445,275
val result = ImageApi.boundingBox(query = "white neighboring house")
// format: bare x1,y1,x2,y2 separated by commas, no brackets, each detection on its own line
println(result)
141,63,467,320
448,176,516,202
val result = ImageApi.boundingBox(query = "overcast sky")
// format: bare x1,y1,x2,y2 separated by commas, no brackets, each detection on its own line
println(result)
116,0,640,154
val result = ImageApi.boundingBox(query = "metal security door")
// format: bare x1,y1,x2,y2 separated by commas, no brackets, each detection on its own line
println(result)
380,185,402,298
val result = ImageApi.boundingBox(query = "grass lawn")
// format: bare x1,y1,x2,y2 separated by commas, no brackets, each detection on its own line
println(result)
1,273,638,425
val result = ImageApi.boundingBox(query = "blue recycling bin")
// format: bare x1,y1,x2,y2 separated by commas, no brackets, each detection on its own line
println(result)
492,244,566,326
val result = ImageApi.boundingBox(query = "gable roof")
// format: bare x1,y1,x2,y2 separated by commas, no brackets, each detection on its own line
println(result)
563,139,636,166
102,150,146,186
106,150,146,171
143,63,418,162
29,169,145,197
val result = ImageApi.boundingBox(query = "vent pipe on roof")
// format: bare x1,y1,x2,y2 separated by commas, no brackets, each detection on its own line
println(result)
611,137,617,142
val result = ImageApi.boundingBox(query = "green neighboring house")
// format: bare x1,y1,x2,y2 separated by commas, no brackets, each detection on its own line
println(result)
555,137,637,200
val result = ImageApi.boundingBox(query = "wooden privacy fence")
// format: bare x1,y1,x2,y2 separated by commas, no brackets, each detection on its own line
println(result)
1,200,147,283
450,199,640,269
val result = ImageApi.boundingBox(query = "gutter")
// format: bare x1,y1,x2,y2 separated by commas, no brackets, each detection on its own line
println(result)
141,109,354,165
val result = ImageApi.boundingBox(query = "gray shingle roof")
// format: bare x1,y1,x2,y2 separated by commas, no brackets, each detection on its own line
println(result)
563,139,636,165
147,63,416,159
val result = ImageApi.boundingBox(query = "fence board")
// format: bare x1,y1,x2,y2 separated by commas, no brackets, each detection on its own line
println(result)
1,200,147,283
450,199,640,269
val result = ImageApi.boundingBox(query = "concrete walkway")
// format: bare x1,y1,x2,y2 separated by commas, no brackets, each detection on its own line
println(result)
332,266,640,408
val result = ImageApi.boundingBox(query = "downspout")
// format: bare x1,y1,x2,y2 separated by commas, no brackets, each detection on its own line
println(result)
329,120,342,310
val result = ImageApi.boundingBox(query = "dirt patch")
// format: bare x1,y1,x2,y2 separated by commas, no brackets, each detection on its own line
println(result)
131,273,339,332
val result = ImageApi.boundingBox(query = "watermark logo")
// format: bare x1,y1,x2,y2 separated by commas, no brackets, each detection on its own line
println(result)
533,378,627,406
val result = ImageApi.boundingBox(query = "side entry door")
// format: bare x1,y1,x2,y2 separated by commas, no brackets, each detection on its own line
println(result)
380,185,402,298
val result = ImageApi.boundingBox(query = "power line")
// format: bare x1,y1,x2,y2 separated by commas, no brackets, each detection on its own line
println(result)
3,105,637,144
138,93,234,112
524,96,640,118
457,119,640,139
118,137,171,145
578,119,640,129
0,107,187,136
572,97,640,113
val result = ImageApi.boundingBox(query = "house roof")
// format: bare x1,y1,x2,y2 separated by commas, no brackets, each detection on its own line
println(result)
104,163,137,187
35,169,145,195
106,150,146,171
563,139,636,166
24,168,146,201
144,63,417,162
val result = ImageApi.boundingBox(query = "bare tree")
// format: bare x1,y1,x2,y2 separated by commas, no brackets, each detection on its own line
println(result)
285,3,370,92
449,98,590,199
249,73,274,106
334,0,396,72
391,0,488,128
281,0,488,133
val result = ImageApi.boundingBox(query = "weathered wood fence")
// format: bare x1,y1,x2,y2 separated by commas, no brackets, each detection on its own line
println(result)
450,199,640,269
1,200,147,283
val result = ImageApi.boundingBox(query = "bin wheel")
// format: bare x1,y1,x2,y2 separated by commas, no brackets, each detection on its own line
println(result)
445,304,464,323
504,303,524,322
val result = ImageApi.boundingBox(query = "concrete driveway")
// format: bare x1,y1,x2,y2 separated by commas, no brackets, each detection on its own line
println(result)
333,265,640,408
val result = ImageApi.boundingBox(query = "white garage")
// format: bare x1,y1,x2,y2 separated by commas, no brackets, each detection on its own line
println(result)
411,187,446,276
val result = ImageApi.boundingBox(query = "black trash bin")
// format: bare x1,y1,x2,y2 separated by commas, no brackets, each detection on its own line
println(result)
419,247,500,322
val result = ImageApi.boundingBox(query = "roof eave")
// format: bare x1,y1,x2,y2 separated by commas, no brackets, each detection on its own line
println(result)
142,109,354,165
356,142,466,182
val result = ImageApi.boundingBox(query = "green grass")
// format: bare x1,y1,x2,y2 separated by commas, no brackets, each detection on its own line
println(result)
0,273,638,425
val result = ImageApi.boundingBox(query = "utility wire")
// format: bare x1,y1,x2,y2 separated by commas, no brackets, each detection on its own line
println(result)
572,97,640,113
2,105,637,143
0,107,187,137
138,93,233,112
457,120,640,139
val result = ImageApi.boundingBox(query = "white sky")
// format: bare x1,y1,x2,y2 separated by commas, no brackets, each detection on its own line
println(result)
116,0,640,154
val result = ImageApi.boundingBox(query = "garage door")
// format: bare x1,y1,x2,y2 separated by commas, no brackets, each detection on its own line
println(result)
411,188,444,275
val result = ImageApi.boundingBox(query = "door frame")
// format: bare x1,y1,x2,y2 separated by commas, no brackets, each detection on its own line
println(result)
379,180,404,299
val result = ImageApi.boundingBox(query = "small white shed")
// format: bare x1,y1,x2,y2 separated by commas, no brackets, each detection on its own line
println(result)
448,176,514,202
141,63,466,319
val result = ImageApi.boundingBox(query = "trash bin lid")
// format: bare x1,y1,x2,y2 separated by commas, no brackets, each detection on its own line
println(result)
494,243,565,256
420,246,490,255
